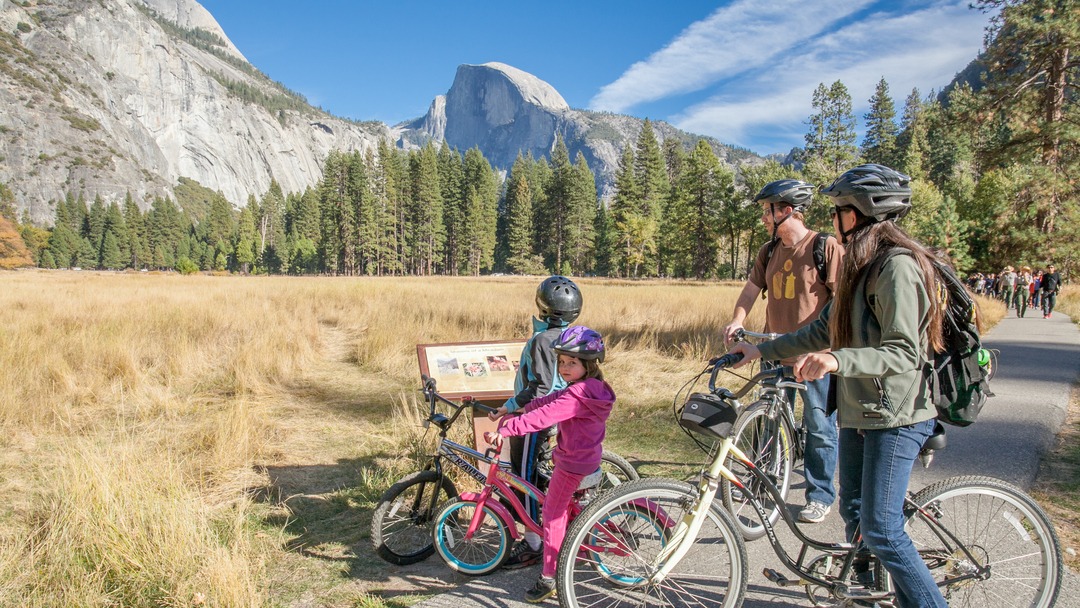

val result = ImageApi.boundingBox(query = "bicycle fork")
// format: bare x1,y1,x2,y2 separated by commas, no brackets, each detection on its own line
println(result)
649,440,747,582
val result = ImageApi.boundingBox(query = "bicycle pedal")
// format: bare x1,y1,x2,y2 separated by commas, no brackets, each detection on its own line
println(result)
762,568,804,587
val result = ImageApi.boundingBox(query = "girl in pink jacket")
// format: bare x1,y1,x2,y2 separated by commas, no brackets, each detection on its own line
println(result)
490,326,615,603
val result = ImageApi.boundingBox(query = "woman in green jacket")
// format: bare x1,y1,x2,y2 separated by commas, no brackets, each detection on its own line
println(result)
730,164,947,608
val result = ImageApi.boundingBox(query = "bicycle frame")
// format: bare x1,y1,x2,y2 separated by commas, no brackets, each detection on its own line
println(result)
651,361,993,599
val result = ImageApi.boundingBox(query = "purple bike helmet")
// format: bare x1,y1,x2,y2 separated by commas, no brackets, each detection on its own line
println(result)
554,326,605,362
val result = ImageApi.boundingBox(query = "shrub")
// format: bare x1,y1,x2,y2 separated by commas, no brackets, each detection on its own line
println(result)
176,256,199,275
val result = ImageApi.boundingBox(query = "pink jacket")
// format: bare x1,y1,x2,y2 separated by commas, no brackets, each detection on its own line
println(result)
498,378,615,475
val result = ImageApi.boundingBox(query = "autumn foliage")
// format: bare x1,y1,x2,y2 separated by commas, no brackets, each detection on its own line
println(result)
0,215,33,269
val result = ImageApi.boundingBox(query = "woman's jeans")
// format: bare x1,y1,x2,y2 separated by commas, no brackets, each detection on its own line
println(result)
838,419,946,608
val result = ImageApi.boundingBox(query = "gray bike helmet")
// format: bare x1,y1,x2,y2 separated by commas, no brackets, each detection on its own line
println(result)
753,179,815,212
821,164,912,222
536,275,582,324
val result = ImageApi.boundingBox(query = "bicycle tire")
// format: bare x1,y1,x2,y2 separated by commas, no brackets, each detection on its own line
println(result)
370,470,457,565
720,401,794,541
556,478,747,608
906,475,1062,608
431,497,512,575
599,449,639,493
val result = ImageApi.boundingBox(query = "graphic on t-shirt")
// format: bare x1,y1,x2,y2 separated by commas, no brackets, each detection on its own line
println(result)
771,258,797,300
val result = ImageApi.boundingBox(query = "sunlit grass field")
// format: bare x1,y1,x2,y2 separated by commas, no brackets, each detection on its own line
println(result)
0,270,1006,607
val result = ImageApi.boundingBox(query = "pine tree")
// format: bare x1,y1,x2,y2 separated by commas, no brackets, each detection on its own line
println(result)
634,119,669,275
46,223,80,268
896,89,930,181
318,151,352,274
504,155,543,274
563,153,597,274
609,145,643,277
592,202,614,277
258,179,287,273
972,0,1079,238
461,148,498,275
123,193,148,269
146,196,185,269
86,196,107,265
805,80,859,178
538,135,574,272
862,77,898,166
438,143,465,274
99,231,124,270
236,203,258,274
410,144,446,274
101,202,128,269
681,140,732,279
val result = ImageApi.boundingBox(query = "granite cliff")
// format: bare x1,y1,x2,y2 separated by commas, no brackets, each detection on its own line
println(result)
397,62,757,191
0,0,389,223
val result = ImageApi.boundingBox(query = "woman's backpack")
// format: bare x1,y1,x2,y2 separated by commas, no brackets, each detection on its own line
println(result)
866,249,994,426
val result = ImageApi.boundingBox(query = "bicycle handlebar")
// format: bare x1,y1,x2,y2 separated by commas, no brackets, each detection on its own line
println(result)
419,375,499,415
704,357,802,400
733,328,781,342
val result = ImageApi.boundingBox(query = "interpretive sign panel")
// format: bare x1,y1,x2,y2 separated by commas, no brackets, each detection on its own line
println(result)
416,340,527,400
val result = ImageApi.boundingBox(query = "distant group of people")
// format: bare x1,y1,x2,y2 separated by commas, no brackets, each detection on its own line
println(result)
969,264,1063,318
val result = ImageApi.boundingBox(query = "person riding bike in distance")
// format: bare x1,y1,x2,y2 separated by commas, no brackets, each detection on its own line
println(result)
729,164,950,608
489,275,582,568
490,326,615,603
723,178,844,524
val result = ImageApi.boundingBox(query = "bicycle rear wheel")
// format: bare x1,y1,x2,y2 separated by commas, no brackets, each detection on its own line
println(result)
906,475,1062,608
370,470,457,565
598,449,639,493
556,478,747,608
720,402,794,540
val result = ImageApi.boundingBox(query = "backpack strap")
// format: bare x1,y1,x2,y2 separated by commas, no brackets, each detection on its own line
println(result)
860,247,914,346
760,238,780,300
813,232,833,285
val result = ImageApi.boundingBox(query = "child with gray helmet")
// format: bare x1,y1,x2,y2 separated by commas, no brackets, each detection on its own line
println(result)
489,275,582,569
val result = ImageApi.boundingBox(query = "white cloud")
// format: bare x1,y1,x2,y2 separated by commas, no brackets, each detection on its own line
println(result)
589,0,875,113
670,1,989,151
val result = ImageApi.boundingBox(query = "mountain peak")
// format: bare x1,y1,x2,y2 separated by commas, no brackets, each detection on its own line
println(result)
469,62,570,111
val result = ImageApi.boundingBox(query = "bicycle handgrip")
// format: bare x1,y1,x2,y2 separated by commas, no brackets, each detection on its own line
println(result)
464,398,497,414
710,352,744,368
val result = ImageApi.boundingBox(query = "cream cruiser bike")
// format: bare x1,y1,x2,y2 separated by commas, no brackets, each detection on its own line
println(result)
554,354,1063,608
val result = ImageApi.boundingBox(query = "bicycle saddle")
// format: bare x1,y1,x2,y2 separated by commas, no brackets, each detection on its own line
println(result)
922,421,947,451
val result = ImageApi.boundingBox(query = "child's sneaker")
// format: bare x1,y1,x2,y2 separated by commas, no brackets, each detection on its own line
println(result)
503,539,542,569
525,575,556,603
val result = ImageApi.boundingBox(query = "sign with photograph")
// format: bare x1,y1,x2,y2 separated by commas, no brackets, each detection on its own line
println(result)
416,340,528,399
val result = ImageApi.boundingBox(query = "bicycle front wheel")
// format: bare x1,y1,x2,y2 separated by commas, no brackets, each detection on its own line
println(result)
432,497,511,575
371,470,457,565
556,478,747,608
906,475,1062,608
720,401,794,540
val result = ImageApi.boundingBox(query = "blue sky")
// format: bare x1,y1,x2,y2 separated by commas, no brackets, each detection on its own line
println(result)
198,0,993,156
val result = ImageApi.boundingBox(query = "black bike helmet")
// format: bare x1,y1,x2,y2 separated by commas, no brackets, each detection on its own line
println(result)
752,179,815,212
553,325,605,362
821,164,912,222
536,275,582,324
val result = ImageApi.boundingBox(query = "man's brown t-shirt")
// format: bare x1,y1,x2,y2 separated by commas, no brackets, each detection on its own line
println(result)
748,231,844,335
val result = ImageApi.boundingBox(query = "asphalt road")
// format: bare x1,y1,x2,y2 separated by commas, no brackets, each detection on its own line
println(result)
410,310,1080,607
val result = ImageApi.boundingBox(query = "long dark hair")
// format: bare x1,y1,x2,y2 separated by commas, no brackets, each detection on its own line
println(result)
830,217,945,352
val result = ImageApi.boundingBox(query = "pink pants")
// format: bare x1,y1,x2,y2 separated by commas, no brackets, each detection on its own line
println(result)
540,467,586,578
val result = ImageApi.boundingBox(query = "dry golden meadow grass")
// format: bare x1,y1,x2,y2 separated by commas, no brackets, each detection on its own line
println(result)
0,270,1011,607
0,271,758,607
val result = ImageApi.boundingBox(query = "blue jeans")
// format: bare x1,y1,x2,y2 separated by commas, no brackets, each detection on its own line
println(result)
838,419,946,608
786,375,837,506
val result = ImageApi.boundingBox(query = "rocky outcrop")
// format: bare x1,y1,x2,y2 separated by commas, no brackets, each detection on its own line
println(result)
398,62,758,193
0,0,389,224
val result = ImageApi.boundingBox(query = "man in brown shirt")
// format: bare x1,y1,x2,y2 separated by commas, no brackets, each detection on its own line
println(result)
723,179,844,523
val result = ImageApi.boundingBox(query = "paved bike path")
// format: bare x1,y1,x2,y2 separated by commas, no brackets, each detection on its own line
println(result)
413,311,1080,608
